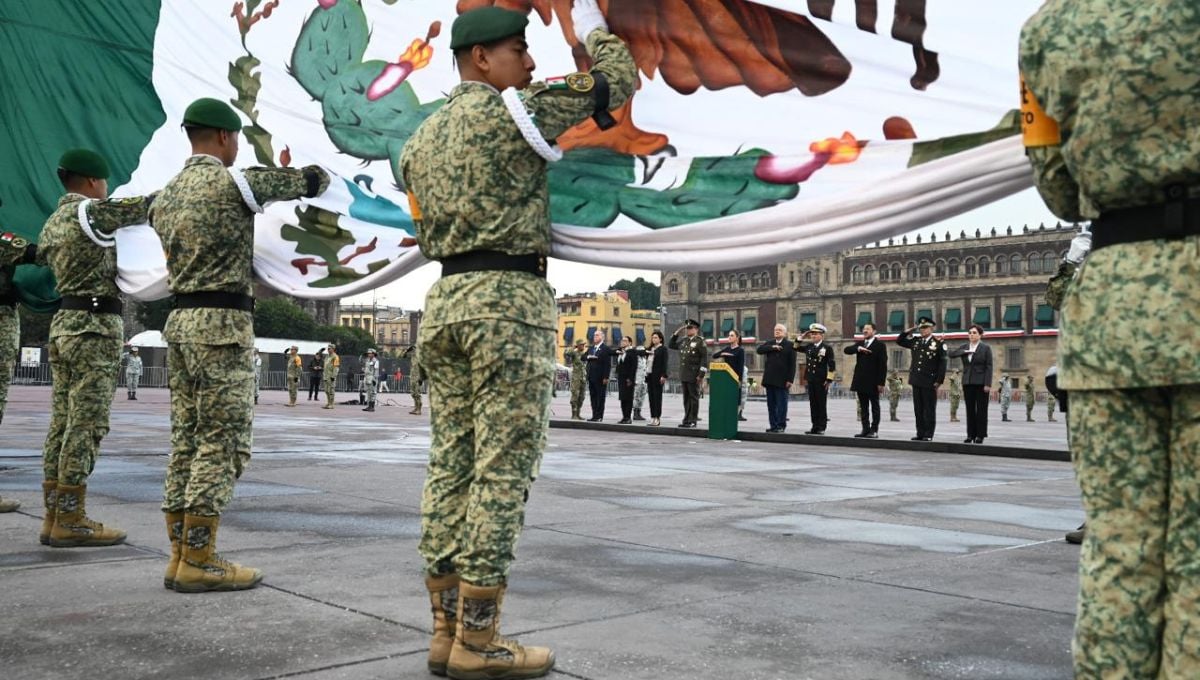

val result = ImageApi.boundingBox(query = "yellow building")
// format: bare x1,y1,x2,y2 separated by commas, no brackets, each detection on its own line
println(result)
557,291,661,355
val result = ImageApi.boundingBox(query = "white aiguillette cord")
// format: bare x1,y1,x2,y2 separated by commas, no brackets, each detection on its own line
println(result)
501,88,563,163
228,167,264,213
77,199,115,249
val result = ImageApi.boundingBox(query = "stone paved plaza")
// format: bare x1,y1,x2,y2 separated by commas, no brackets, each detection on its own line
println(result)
1,386,1080,680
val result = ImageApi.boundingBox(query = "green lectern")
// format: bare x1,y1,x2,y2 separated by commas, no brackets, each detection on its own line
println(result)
707,360,740,440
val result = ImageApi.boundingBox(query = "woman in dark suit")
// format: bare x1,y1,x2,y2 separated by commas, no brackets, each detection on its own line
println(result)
947,324,994,443
712,330,746,421
644,331,668,426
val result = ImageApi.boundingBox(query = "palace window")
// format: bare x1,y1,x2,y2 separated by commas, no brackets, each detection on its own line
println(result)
964,258,977,277
1010,254,1023,274
1042,252,1057,273
979,256,990,276
934,259,946,277
919,260,930,279
668,279,679,294
851,265,863,284
907,262,918,280
948,259,960,277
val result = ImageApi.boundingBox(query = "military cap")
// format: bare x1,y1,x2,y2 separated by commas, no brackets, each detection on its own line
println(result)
366,348,377,355
130,346,139,352
182,97,243,132
918,316,936,328
574,338,587,347
58,148,110,180
808,323,827,333
450,7,528,50
684,318,700,328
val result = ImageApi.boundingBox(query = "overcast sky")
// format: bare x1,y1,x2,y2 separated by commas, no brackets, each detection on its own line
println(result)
344,187,1062,312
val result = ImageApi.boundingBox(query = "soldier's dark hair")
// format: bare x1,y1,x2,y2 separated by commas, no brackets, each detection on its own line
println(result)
728,330,741,344
651,330,665,345
453,37,518,72
862,322,876,332
184,125,222,144
968,324,985,335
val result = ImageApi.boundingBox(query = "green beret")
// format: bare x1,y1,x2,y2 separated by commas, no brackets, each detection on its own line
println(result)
58,148,110,179
182,97,243,132
450,7,528,50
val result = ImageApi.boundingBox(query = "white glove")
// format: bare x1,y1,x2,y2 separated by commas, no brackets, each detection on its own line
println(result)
571,0,608,43
1065,226,1092,264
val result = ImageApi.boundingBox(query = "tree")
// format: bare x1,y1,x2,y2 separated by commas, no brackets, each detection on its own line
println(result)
134,298,173,332
320,325,374,358
254,297,317,339
609,277,660,310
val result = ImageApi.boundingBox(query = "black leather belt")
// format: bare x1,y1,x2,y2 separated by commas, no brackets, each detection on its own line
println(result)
60,295,122,315
440,251,547,278
1092,185,1200,251
172,291,255,312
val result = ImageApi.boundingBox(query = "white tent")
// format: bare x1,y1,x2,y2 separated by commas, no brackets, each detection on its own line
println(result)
126,331,330,355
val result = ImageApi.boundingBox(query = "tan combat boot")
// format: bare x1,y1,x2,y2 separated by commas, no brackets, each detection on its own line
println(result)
39,481,57,544
447,582,554,680
174,514,263,593
425,573,460,676
0,494,19,513
163,511,185,590
49,484,127,547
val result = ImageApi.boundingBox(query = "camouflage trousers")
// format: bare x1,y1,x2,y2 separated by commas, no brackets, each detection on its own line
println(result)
0,307,17,421
570,379,585,412
324,373,337,403
949,393,960,419
889,394,900,419
287,373,300,401
411,382,422,410
419,319,554,586
364,377,377,403
1000,395,1011,417
163,343,253,517
126,370,141,396
42,333,120,486
633,380,647,411
1071,386,1200,679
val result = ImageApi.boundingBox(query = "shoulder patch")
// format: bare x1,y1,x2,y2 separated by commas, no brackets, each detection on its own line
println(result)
546,72,594,94
105,197,143,207
0,232,27,249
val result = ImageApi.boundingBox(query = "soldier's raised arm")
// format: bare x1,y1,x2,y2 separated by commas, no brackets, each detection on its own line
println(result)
521,1,637,141
83,194,154,238
242,165,330,207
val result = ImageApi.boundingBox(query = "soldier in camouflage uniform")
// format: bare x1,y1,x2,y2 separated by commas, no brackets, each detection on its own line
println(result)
1023,379,1035,422
403,344,424,415
37,148,151,546
361,348,379,412
1046,392,1057,422
565,338,587,420
0,226,38,512
285,345,302,406
947,369,962,422
400,4,634,677
252,348,262,405
151,98,329,592
998,374,1012,421
631,341,649,421
887,369,903,422
321,343,340,409
1022,3,1200,674
123,346,143,400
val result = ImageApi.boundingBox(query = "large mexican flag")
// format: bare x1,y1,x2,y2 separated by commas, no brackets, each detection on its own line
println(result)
1,0,1041,303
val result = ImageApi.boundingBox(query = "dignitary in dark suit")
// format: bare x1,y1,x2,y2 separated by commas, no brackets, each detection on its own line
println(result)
896,316,947,441
756,323,796,433
585,329,613,422
795,323,836,434
843,322,888,438
614,336,639,423
712,330,746,423
669,319,709,428
644,331,668,427
947,324,994,443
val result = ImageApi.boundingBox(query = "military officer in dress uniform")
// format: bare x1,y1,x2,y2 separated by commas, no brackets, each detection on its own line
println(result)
669,319,710,428
1022,4,1200,673
794,323,835,435
38,148,153,548
151,97,330,593
399,4,635,677
896,316,946,441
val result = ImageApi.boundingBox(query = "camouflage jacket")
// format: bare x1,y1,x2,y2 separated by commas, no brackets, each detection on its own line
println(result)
1021,1,1200,389
150,155,329,347
323,352,340,376
408,347,422,383
1,230,36,306
37,193,150,339
401,29,636,332
566,347,587,386
286,352,303,377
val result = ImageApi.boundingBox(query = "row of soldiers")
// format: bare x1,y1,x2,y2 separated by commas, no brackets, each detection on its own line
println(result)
900,370,1057,423
0,98,332,593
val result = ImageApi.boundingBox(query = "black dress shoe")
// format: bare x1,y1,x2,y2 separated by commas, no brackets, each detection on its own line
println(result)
766,427,778,433
911,436,924,441
805,429,824,435
618,418,632,424
963,438,975,444
864,431,878,438
738,416,748,421
974,437,984,444
679,422,695,428
587,417,601,422
853,432,867,438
